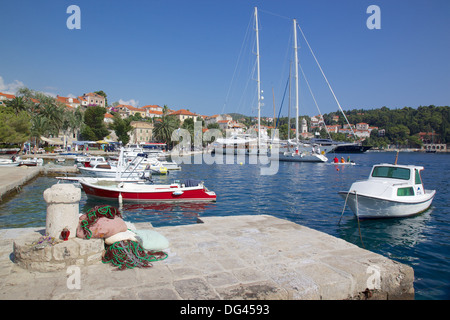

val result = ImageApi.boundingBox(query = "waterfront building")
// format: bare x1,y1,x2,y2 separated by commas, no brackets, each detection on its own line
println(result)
129,121,153,144
169,109,199,124
56,95,81,109
0,92,16,105
142,105,163,119
204,114,232,126
78,92,106,107
114,104,146,119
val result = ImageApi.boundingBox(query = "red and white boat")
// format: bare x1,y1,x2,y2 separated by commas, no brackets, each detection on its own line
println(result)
79,177,217,203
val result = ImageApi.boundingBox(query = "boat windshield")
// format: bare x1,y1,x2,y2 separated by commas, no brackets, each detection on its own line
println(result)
371,166,410,180
415,169,422,185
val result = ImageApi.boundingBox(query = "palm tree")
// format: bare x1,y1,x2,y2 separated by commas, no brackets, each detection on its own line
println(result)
30,115,49,147
39,103,65,137
62,108,83,140
4,97,27,115
153,114,180,148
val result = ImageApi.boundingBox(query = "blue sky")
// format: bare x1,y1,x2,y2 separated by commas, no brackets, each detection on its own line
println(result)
1,0,449,117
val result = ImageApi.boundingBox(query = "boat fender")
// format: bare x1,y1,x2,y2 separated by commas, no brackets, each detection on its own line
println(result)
173,190,184,196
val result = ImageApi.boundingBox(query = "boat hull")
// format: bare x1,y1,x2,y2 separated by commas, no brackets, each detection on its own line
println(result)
338,190,435,219
80,179,217,203
276,152,328,163
78,166,150,179
333,144,372,153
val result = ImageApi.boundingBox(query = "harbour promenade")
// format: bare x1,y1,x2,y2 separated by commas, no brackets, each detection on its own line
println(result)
0,165,414,300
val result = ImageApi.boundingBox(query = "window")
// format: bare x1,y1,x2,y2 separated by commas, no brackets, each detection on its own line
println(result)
397,187,414,196
372,166,410,180
415,170,422,185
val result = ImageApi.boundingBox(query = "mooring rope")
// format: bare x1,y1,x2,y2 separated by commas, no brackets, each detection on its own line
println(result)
338,190,365,248
338,190,351,225
355,192,366,248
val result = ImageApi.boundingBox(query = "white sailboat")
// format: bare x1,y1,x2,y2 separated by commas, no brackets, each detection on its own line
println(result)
277,19,328,163
212,7,270,156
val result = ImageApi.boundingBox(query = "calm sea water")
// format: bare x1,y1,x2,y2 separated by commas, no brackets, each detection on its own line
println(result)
0,152,448,300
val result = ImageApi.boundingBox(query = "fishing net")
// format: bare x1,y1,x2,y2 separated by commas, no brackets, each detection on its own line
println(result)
77,205,126,239
102,240,168,270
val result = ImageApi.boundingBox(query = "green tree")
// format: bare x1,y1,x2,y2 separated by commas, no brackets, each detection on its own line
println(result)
16,87,66,137
4,97,27,115
153,114,180,148
30,115,49,146
110,114,132,145
38,103,65,136
0,109,30,144
80,106,109,140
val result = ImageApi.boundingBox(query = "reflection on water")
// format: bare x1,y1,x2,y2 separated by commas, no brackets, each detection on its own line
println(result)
338,210,433,253
83,198,216,227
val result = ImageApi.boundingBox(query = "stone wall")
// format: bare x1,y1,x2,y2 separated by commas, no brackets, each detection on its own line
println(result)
13,229,104,272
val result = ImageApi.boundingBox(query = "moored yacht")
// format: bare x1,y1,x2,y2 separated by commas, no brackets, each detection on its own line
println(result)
339,163,436,219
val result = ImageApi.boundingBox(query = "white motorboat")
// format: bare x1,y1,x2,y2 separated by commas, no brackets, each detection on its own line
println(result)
19,157,43,166
278,150,328,163
78,162,152,179
0,157,21,167
76,156,106,167
339,163,436,219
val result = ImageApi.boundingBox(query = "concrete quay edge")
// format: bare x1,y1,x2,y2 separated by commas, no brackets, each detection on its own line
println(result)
0,165,78,200
0,215,414,300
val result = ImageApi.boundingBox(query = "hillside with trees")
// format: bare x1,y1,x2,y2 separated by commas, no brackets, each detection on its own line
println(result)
229,105,449,148
324,105,449,148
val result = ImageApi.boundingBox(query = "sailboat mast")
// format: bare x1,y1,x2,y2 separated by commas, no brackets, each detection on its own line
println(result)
293,19,299,144
255,7,262,147
287,61,291,150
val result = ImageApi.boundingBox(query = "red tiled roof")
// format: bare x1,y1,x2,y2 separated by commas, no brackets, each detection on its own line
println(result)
56,95,80,104
141,105,161,109
169,109,197,116
0,92,16,99
146,110,163,115
116,104,142,111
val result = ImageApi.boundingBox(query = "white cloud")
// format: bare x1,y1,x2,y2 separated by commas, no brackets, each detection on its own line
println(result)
0,76,25,94
119,99,139,107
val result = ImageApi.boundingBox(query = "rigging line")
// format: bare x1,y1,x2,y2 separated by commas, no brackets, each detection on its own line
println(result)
237,59,258,114
296,23,356,138
276,30,293,104
258,8,291,21
221,11,254,115
275,75,290,129
298,62,332,140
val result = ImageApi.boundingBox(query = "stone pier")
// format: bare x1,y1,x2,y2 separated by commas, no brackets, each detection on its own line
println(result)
1,215,414,300
12,183,103,272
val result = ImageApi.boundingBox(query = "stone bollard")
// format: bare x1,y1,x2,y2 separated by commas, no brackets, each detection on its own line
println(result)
43,184,81,240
